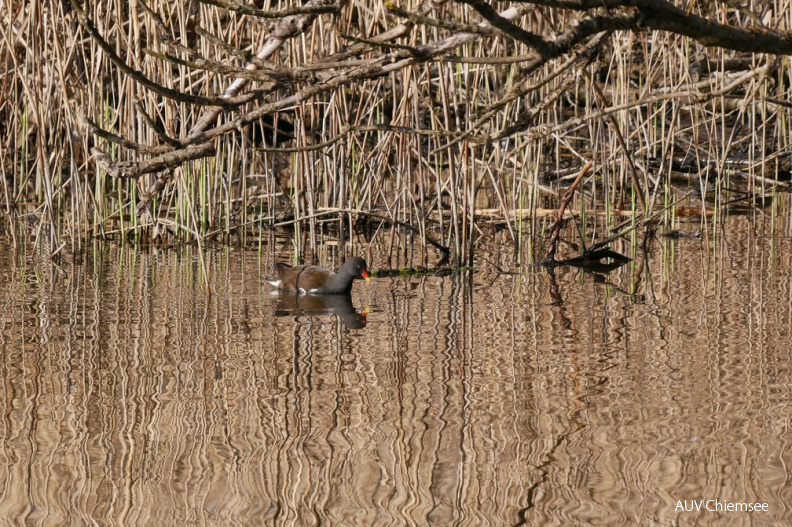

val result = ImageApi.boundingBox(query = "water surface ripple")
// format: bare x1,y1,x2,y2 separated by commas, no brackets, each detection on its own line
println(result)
0,221,790,526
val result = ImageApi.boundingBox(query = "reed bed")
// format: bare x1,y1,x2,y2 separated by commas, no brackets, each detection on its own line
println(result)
2,0,791,266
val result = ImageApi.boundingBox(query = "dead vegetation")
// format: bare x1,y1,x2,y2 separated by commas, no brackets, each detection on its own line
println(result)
2,0,792,265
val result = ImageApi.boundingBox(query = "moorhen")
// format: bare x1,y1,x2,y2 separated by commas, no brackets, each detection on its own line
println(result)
266,256,370,295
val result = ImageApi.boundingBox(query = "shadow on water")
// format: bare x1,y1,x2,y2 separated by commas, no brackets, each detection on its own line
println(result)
0,215,791,525
271,293,368,330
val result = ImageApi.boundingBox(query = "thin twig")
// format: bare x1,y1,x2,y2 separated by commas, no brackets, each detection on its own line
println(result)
543,161,592,264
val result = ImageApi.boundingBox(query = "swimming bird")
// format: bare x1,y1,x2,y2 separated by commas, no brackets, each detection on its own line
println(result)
266,256,370,295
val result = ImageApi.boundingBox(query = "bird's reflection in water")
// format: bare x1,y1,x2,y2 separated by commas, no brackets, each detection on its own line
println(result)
273,294,368,329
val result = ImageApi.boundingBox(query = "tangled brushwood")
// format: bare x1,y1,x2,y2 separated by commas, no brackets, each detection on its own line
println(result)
3,0,792,263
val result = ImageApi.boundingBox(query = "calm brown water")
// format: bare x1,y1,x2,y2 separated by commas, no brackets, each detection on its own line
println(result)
1,217,791,526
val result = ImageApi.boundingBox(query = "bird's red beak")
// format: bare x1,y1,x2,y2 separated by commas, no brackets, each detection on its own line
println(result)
362,269,370,282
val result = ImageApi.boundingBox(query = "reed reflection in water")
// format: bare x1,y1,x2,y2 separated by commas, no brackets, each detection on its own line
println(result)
0,219,791,526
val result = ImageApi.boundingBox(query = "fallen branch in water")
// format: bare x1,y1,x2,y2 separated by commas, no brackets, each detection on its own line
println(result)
543,161,592,265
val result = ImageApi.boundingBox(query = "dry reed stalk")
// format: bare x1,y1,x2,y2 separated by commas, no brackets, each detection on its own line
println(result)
1,0,791,267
